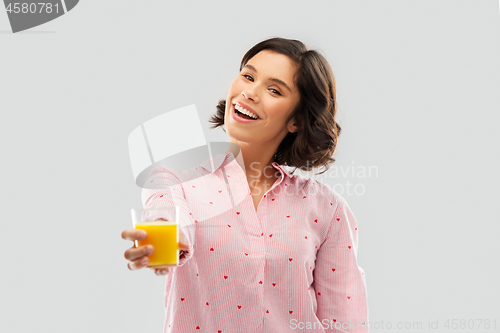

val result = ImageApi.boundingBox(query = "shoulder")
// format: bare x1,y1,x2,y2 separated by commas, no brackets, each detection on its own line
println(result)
292,173,344,204
285,172,345,222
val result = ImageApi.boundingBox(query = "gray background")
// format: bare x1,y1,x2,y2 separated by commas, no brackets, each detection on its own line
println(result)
1,1,499,332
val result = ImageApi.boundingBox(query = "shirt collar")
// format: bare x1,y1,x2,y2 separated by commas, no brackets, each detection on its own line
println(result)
271,162,294,179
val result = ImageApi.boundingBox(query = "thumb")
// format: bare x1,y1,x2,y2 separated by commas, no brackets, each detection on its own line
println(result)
179,241,190,251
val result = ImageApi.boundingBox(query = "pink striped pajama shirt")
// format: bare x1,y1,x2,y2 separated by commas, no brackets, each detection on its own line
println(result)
141,152,369,332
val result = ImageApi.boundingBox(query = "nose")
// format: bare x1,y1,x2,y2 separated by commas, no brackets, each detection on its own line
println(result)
241,90,259,103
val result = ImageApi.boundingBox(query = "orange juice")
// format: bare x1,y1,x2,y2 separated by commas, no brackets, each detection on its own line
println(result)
135,221,178,267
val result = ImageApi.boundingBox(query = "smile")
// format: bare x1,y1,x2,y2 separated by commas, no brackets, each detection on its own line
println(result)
232,104,260,123
234,103,259,119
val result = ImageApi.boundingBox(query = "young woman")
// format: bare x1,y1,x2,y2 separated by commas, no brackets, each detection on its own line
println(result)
122,37,369,332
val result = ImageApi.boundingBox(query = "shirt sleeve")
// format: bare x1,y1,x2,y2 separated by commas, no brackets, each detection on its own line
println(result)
313,198,369,332
141,165,196,266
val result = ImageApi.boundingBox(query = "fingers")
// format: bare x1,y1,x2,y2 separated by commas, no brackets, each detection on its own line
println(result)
121,229,147,242
127,255,150,271
124,244,154,262
151,267,170,275
179,232,189,251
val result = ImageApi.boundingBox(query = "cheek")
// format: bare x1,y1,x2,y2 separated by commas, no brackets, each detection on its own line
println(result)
266,99,290,117
228,78,242,94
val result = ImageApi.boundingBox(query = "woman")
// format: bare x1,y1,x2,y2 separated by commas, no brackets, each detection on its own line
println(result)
122,37,369,332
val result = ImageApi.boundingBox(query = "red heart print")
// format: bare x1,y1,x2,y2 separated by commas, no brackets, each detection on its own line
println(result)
289,311,293,314
269,234,273,237
237,305,241,309
159,195,163,198
261,232,264,236
332,268,335,272
286,215,290,218
336,218,340,221
310,266,312,269
266,310,269,313
218,190,222,193
347,296,351,300
196,326,200,330
227,224,231,227
272,283,276,287
210,248,214,251
206,302,209,305
189,212,192,215
289,258,293,262
305,236,307,239
303,196,306,199
271,198,275,201
333,319,336,322
224,276,228,279
181,298,185,301
264,195,266,198
314,219,318,223
227,175,230,177
219,331,222,333
236,212,240,215
348,246,351,249
315,246,317,248
308,287,310,290
210,202,213,204
192,186,196,188
355,227,357,230
284,184,288,186
259,281,263,284
195,220,199,223
245,253,248,256
197,273,199,276
330,202,333,205
318,292,321,295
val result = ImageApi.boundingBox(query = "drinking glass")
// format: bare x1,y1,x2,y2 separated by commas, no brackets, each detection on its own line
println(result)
131,206,180,267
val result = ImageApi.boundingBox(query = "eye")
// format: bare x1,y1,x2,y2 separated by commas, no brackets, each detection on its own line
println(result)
242,74,254,82
241,74,282,96
269,88,282,96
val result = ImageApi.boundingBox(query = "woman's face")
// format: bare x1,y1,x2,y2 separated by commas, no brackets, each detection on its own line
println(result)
224,50,301,149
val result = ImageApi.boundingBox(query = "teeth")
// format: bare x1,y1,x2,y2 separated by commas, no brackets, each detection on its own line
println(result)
235,104,258,119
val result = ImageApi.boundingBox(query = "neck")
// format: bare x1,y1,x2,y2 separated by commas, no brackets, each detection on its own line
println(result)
225,140,279,188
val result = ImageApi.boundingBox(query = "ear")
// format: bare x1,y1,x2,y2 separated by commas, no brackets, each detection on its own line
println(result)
287,117,299,133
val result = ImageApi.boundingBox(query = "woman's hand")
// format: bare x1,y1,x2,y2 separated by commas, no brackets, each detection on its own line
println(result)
121,228,189,276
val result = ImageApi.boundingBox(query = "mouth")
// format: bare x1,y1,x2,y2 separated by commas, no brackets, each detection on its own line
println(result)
232,103,260,121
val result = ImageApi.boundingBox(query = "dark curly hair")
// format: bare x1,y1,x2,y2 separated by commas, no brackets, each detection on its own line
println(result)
208,37,341,175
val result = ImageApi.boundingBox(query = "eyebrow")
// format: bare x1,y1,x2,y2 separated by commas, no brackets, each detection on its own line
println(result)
243,64,292,92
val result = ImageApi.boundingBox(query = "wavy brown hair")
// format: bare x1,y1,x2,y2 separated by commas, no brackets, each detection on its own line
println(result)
208,37,341,175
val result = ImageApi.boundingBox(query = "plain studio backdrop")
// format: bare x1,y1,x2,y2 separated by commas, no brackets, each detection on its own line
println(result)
1,1,499,332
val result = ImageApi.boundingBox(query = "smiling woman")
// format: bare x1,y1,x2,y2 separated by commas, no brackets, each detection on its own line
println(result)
209,38,341,177
122,37,369,333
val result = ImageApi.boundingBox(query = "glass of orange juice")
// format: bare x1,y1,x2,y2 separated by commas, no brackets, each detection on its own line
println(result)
131,206,179,267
